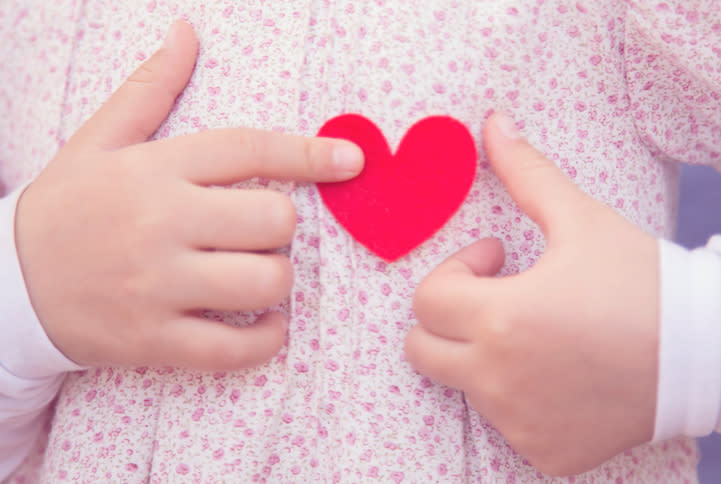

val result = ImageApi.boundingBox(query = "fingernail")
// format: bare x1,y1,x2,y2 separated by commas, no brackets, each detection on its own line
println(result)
332,142,364,175
496,112,521,139
163,21,182,49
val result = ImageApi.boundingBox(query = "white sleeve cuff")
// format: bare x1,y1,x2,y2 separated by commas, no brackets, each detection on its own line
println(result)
653,237,721,441
0,184,84,379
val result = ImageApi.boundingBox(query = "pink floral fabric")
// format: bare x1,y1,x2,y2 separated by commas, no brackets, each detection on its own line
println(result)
3,1,720,482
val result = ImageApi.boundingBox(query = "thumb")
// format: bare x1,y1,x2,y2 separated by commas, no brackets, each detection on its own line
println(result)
482,112,589,236
70,20,199,151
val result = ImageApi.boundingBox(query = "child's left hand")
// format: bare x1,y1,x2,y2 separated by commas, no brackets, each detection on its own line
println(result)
405,112,659,476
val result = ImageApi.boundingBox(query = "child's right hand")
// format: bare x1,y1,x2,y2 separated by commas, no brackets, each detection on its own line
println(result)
13,21,364,371
406,113,657,476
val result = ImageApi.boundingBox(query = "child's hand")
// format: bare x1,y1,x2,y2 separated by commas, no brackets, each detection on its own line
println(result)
14,21,363,371
406,113,658,476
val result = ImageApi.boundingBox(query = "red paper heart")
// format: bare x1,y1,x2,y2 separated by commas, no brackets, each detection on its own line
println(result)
317,114,477,261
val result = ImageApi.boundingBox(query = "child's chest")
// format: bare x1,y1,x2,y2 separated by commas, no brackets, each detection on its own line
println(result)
3,0,668,238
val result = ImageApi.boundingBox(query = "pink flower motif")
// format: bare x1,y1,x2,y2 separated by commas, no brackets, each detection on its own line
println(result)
191,407,204,421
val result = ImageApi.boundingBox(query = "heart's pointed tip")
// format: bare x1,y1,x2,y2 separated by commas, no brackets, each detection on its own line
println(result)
367,240,424,263
373,251,407,264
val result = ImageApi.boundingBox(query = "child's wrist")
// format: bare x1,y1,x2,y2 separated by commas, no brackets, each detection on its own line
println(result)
0,184,83,379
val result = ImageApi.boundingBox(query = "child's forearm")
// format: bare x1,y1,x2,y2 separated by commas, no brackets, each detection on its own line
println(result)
0,185,83,481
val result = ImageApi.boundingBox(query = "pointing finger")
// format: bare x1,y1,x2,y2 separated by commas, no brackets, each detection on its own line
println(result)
139,128,364,185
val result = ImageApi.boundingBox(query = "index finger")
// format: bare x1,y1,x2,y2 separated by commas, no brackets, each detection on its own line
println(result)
137,128,364,185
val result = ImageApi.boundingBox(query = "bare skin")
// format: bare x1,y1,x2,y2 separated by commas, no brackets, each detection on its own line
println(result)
14,19,655,476
14,21,364,371
406,112,658,476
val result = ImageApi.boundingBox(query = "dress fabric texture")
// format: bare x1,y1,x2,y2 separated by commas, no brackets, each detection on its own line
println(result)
3,0,720,482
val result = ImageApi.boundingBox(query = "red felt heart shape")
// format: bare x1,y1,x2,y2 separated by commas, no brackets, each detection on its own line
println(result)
317,114,477,261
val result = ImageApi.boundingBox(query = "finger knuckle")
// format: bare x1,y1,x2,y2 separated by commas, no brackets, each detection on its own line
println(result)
250,329,286,366
484,311,515,342
127,57,176,105
302,139,318,177
238,129,264,173
131,321,164,355
256,256,293,305
128,62,157,85
478,373,513,414
268,195,297,245
521,152,553,174
403,329,422,363
412,279,440,320
119,264,157,305
210,340,247,370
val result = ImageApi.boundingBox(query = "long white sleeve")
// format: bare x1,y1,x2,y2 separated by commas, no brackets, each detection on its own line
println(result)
653,236,721,441
0,185,84,481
